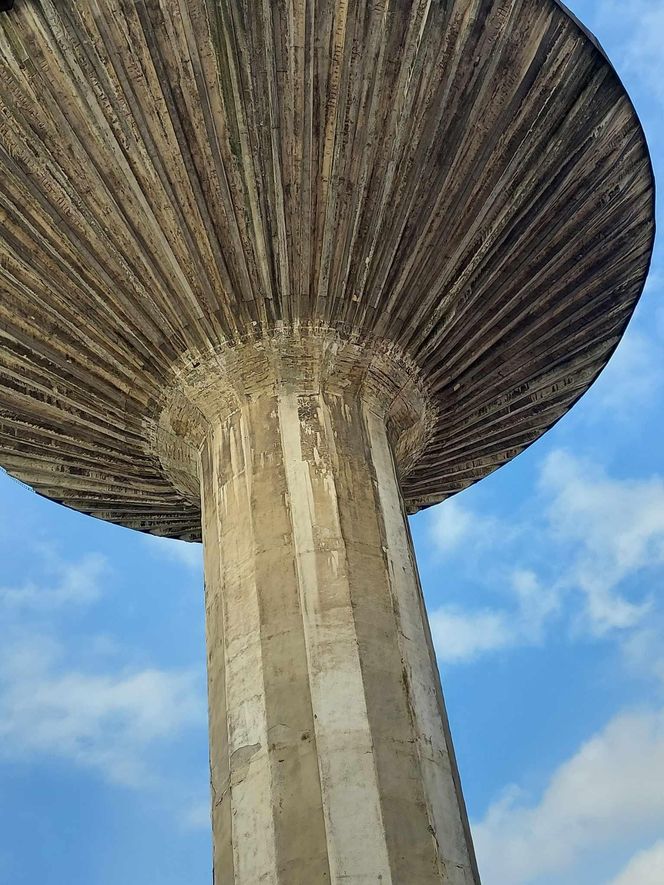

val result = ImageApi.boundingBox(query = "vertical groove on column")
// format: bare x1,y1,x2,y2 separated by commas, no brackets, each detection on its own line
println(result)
331,396,444,883
203,417,279,883
247,396,331,883
366,408,481,885
278,391,393,882
201,435,235,885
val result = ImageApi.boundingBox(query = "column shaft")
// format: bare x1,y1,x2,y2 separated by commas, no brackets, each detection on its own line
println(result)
200,381,479,884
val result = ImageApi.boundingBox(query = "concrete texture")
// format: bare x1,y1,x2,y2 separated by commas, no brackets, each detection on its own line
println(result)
199,335,479,883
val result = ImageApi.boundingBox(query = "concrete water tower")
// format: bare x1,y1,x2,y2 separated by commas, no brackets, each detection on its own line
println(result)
0,1,654,882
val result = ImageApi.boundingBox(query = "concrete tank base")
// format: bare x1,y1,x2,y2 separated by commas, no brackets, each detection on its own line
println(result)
164,330,480,883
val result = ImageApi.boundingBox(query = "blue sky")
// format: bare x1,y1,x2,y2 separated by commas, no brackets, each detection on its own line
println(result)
0,1,662,883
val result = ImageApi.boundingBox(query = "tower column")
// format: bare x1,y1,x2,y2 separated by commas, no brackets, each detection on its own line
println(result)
196,334,480,884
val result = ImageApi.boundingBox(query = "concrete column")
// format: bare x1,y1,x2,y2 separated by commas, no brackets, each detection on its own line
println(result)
198,340,480,884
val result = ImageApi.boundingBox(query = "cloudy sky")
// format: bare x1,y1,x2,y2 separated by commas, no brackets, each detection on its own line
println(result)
0,1,662,883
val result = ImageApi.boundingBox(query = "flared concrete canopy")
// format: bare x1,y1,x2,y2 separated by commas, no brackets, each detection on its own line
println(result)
0,0,655,540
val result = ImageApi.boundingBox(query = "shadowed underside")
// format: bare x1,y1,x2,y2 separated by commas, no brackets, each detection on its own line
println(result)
0,0,655,540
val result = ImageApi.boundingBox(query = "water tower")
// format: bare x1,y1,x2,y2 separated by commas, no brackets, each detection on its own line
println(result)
0,1,654,882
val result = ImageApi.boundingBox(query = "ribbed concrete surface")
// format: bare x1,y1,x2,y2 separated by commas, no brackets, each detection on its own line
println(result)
0,0,654,535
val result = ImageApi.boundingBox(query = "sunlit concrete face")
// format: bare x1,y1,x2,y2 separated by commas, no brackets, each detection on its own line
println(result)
194,332,479,883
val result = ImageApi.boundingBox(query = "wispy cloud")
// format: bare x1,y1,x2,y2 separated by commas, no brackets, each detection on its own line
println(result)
426,449,664,663
595,0,664,106
428,497,507,556
0,635,205,788
541,450,662,634
430,569,559,663
474,706,664,883
609,840,664,885
589,327,664,423
181,800,212,831
147,535,203,571
0,552,107,610
620,619,664,690
0,532,206,791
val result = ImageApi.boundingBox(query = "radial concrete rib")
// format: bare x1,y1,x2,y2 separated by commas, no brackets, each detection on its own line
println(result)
0,1,654,536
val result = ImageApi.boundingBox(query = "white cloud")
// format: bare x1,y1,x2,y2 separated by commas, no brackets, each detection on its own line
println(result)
0,540,205,791
430,569,560,663
609,840,664,885
0,552,107,610
430,606,513,663
0,636,205,787
428,497,507,556
427,450,664,664
182,800,212,830
429,499,476,553
592,328,664,421
148,535,203,570
474,707,664,884
621,622,664,688
595,0,664,105
511,568,560,636
540,450,662,634
0,481,210,833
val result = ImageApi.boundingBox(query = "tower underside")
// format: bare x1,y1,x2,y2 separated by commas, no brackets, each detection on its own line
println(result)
0,0,654,537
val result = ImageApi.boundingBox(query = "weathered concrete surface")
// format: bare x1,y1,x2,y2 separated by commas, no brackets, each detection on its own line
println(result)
199,336,479,883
